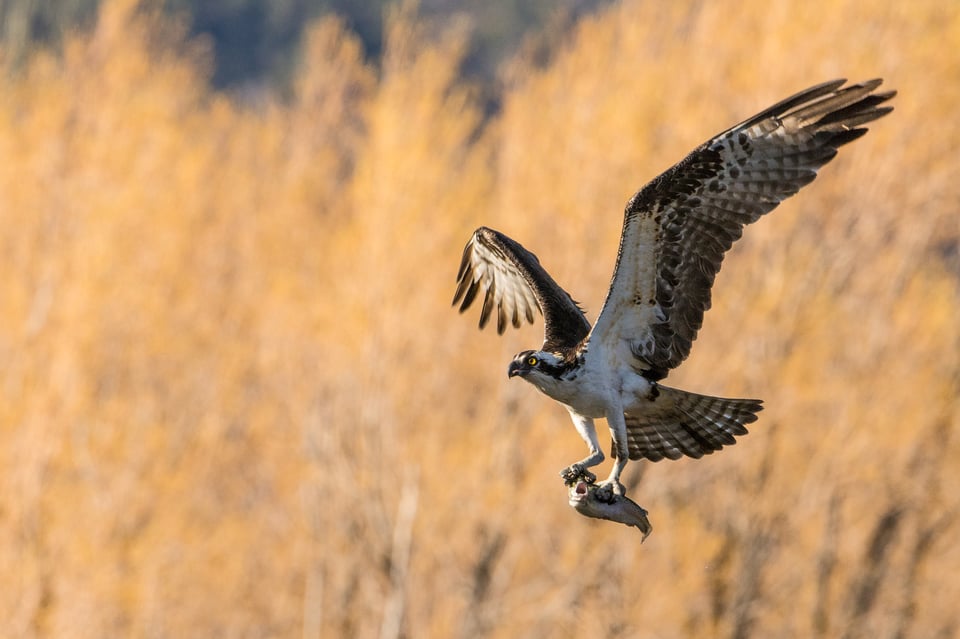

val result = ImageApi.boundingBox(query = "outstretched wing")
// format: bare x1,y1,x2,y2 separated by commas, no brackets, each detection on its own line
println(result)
590,79,895,377
453,227,591,351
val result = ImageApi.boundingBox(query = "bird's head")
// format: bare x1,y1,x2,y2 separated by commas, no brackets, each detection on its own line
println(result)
507,350,565,380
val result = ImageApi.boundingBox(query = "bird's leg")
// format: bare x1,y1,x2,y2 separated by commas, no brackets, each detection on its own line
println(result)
560,411,603,486
596,409,629,497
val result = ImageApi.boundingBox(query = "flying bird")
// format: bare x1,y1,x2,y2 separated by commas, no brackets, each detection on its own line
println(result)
453,79,894,496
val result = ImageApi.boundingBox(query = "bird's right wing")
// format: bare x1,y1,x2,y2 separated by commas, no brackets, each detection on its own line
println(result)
453,227,591,351
589,79,895,377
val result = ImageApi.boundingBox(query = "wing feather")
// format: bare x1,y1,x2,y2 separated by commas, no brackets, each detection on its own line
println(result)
452,227,591,351
590,79,895,375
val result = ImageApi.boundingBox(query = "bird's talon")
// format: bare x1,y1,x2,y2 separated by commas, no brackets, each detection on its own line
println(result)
595,479,626,500
593,483,616,504
560,464,596,486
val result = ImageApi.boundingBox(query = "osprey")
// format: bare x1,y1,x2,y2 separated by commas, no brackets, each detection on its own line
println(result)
453,79,894,496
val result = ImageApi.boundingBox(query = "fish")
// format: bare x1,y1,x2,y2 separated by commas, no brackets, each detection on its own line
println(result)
568,480,653,541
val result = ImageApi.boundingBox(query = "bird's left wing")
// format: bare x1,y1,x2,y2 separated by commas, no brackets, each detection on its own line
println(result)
453,227,591,351
589,79,895,377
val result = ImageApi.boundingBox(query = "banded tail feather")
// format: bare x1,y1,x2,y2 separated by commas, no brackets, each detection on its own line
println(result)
618,387,763,462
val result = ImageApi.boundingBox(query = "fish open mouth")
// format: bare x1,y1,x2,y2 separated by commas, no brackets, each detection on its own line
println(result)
568,480,592,508
569,480,590,503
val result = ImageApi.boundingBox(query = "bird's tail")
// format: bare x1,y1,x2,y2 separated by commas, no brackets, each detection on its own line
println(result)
617,385,763,462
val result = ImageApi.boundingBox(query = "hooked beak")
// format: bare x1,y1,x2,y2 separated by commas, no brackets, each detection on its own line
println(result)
507,360,523,378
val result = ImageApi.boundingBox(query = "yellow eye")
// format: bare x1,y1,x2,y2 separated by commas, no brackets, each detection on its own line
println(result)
527,356,538,366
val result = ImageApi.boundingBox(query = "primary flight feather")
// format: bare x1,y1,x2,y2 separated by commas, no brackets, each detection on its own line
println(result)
453,79,895,495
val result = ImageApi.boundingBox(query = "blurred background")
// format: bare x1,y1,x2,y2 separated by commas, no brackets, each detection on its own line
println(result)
1,1,957,637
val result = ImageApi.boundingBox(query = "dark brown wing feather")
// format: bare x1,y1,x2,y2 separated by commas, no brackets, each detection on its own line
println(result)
589,79,895,376
452,227,591,351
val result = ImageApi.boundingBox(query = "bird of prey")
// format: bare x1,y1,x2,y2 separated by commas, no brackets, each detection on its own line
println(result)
453,79,894,496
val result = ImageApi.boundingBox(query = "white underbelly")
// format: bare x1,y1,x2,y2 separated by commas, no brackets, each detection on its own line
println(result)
619,373,655,412
528,344,656,418
528,365,602,416
565,369,655,417
565,392,609,419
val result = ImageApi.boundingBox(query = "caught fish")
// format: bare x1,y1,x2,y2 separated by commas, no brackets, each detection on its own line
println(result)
568,480,653,541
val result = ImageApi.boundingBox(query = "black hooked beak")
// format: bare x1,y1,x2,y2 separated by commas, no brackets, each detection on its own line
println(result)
507,360,523,378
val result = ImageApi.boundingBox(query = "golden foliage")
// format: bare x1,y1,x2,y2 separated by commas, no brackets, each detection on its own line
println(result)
1,1,958,637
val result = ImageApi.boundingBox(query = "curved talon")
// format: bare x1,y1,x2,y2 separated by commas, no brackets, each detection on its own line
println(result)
596,479,626,498
560,464,597,486
593,483,616,504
